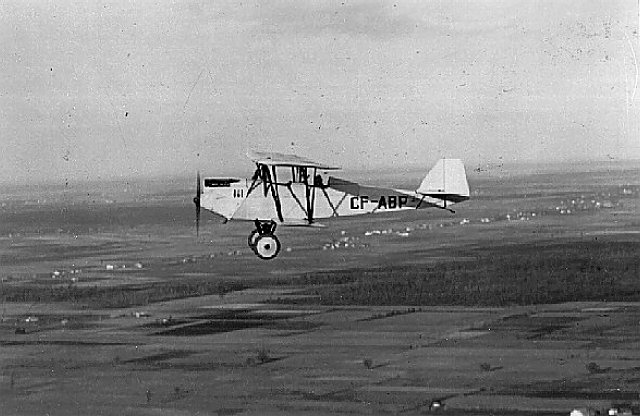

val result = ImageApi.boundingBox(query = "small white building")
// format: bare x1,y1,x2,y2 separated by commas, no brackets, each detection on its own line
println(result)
429,400,444,412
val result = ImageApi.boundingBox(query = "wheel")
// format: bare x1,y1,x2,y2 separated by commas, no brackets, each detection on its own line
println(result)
248,229,260,249
254,234,281,260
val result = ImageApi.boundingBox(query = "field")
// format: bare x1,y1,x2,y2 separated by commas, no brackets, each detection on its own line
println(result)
1,162,640,415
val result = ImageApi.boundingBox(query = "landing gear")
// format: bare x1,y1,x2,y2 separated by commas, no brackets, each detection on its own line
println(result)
248,229,260,248
248,220,281,260
254,234,281,260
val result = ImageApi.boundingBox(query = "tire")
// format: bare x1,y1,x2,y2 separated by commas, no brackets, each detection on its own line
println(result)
254,234,281,260
248,230,260,248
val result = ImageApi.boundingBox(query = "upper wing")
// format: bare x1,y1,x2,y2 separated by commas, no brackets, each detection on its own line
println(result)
247,150,340,170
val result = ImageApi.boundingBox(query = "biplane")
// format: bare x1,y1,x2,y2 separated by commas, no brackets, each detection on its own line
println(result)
193,150,470,259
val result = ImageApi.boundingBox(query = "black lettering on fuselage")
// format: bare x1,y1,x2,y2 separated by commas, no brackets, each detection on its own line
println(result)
350,196,369,210
351,195,408,210
377,195,408,210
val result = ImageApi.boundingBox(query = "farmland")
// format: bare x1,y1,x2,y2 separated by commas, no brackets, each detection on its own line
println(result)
1,161,639,415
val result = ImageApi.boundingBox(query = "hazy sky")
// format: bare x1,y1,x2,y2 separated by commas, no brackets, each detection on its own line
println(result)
1,0,639,185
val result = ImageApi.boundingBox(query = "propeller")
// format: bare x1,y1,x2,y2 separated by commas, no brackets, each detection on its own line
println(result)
193,171,201,237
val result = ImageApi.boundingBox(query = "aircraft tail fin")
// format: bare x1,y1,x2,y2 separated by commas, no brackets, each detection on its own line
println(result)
416,159,470,203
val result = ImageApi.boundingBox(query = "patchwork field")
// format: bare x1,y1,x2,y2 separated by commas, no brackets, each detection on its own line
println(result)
1,163,639,415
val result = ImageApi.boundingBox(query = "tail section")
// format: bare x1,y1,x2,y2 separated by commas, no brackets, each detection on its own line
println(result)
416,159,470,203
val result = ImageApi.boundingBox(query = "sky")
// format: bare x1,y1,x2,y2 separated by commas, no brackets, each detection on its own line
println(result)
1,0,639,185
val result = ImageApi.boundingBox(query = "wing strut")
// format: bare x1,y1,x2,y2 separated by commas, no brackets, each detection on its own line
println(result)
249,162,326,225
284,168,317,224
269,166,285,223
319,186,340,217
246,165,262,197
303,168,317,224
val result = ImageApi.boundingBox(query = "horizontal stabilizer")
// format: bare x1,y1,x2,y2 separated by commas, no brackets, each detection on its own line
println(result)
417,159,469,202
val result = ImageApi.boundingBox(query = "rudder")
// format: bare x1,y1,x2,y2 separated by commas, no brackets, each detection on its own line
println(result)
416,159,469,203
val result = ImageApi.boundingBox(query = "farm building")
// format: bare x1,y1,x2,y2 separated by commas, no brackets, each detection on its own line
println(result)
570,408,598,416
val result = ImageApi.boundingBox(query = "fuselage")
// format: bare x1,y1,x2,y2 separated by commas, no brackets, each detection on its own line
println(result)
200,176,460,224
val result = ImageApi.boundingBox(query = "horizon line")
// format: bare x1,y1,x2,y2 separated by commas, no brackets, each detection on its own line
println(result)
1,158,640,188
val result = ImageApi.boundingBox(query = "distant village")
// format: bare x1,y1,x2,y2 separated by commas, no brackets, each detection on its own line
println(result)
323,186,636,251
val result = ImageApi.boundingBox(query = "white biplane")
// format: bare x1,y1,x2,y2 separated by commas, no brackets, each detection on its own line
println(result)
193,150,470,259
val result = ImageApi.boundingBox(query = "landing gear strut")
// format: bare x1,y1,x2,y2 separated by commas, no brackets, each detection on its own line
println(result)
248,219,281,260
